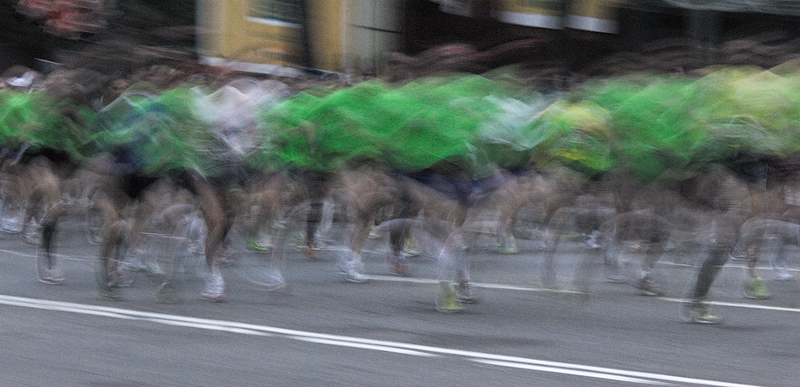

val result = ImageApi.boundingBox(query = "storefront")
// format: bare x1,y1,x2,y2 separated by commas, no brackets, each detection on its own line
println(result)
197,0,403,74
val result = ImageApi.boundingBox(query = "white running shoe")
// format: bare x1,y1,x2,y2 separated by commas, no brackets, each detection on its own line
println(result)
338,258,368,283
201,274,226,300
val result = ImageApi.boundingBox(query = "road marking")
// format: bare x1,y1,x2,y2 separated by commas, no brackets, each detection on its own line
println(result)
0,294,764,386
661,297,800,313
366,277,800,314
368,275,800,310
366,275,585,294
293,337,438,357
468,357,760,387
0,248,95,262
472,359,668,385
145,318,274,336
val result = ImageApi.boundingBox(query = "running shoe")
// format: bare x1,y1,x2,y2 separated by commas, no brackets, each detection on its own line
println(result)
123,254,146,272
201,274,226,301
38,272,65,285
729,246,747,260
98,287,121,300
681,301,722,324
603,259,626,283
338,259,368,283
108,267,135,288
744,277,770,299
188,241,205,255
144,260,165,277
436,283,463,313
636,274,665,296
301,239,322,260
498,235,519,254
22,226,41,246
583,234,601,250
367,225,382,239
302,245,320,260
772,259,795,281
386,252,411,276
247,237,272,253
773,269,795,281
456,281,478,303
96,275,121,300
342,269,368,283
95,264,121,300
156,282,181,304
402,236,420,257
219,246,238,267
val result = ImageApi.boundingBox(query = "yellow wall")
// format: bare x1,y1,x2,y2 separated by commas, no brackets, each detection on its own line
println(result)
307,0,344,71
198,0,345,72
499,0,564,16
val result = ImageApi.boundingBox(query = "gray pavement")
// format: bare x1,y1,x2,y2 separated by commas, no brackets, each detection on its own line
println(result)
1,210,799,386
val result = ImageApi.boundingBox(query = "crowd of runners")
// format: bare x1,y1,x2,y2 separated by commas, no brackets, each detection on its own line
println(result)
2,58,800,323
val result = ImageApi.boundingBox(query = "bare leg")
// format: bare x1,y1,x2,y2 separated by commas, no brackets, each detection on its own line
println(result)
191,175,231,300
94,190,127,299
24,162,66,284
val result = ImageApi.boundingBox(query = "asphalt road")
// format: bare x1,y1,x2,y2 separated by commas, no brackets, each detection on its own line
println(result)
1,211,799,387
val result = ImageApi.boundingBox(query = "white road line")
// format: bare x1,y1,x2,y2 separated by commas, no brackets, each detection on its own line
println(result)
366,275,585,294
661,297,800,313
472,359,669,385
369,276,800,315
0,297,138,319
0,294,764,387
0,249,37,258
292,337,438,357
0,248,95,262
469,356,762,387
145,318,274,336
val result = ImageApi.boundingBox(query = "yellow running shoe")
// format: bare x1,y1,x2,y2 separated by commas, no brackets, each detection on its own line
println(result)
744,277,770,299
681,301,722,324
402,236,420,257
436,283,463,313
